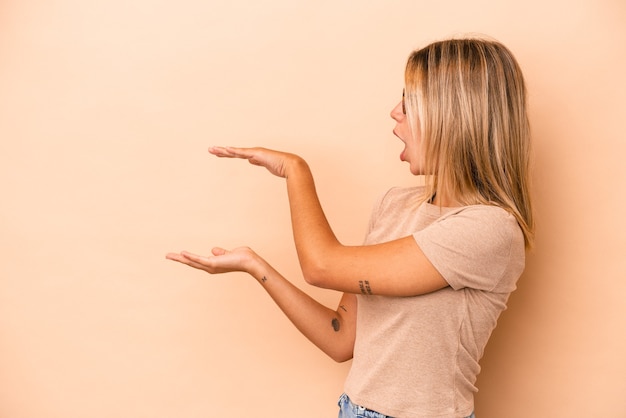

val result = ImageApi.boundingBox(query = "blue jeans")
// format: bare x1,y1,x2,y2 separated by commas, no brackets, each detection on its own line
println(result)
338,393,476,418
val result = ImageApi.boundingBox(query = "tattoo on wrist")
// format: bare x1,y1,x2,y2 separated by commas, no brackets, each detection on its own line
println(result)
359,280,373,295
261,276,267,283
331,318,340,332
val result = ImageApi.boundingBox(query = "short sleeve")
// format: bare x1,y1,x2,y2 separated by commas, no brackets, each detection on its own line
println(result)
412,206,526,293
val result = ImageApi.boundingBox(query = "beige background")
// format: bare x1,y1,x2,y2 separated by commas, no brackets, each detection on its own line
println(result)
1,0,625,417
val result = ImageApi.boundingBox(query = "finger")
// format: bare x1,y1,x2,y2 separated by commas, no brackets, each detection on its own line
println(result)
166,252,199,268
167,252,215,272
209,146,255,159
208,146,236,157
165,252,188,262
180,251,213,264
224,146,259,157
166,251,207,265
182,258,213,272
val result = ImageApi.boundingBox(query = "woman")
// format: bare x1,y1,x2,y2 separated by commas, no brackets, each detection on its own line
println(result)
167,37,534,418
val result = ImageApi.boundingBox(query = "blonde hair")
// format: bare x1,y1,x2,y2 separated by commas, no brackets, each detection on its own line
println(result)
405,37,535,248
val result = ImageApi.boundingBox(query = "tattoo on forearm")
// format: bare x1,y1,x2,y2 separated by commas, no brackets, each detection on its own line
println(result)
331,318,340,332
359,280,373,295
339,305,347,312
261,276,267,283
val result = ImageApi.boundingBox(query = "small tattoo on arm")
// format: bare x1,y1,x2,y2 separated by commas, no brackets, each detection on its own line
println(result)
339,305,348,312
359,280,373,295
331,318,340,332
261,276,267,283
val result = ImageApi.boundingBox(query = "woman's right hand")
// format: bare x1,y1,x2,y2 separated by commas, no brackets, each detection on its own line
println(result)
166,246,259,276
208,146,304,179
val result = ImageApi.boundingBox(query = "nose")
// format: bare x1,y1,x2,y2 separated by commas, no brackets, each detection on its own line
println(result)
390,101,404,122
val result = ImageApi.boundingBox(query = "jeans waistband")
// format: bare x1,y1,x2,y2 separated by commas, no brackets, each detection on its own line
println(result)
338,393,476,418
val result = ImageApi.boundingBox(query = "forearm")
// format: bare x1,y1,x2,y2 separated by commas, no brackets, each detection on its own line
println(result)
248,253,355,363
207,147,341,285
281,158,447,297
284,157,341,282
202,146,447,298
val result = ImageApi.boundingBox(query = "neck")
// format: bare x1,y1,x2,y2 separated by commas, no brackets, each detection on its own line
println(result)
431,192,460,207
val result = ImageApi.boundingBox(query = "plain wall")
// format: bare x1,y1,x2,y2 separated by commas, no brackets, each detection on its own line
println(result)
1,0,624,417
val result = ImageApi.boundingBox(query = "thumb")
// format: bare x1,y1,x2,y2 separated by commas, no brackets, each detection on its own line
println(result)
211,247,229,256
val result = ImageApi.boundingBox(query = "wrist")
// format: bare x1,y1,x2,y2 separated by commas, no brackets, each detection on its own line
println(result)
285,154,308,180
245,250,267,281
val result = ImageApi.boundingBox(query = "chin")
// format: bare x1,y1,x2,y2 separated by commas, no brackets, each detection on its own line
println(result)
409,166,423,176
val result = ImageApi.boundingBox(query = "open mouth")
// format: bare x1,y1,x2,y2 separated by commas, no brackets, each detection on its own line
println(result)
393,130,407,161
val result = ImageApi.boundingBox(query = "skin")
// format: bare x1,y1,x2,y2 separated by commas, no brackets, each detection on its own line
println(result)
392,99,424,175
166,97,449,362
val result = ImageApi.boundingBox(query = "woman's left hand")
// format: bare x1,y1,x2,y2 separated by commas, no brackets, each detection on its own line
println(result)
166,246,258,276
208,146,302,178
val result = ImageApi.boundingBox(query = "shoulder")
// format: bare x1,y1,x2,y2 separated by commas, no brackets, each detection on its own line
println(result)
442,204,519,225
414,204,525,291
426,204,523,253
442,205,522,241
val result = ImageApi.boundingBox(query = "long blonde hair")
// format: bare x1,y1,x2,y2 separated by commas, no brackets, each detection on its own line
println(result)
405,37,535,248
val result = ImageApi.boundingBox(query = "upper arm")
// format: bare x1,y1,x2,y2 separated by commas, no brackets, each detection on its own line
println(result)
304,236,448,297
331,292,358,362
304,206,525,297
